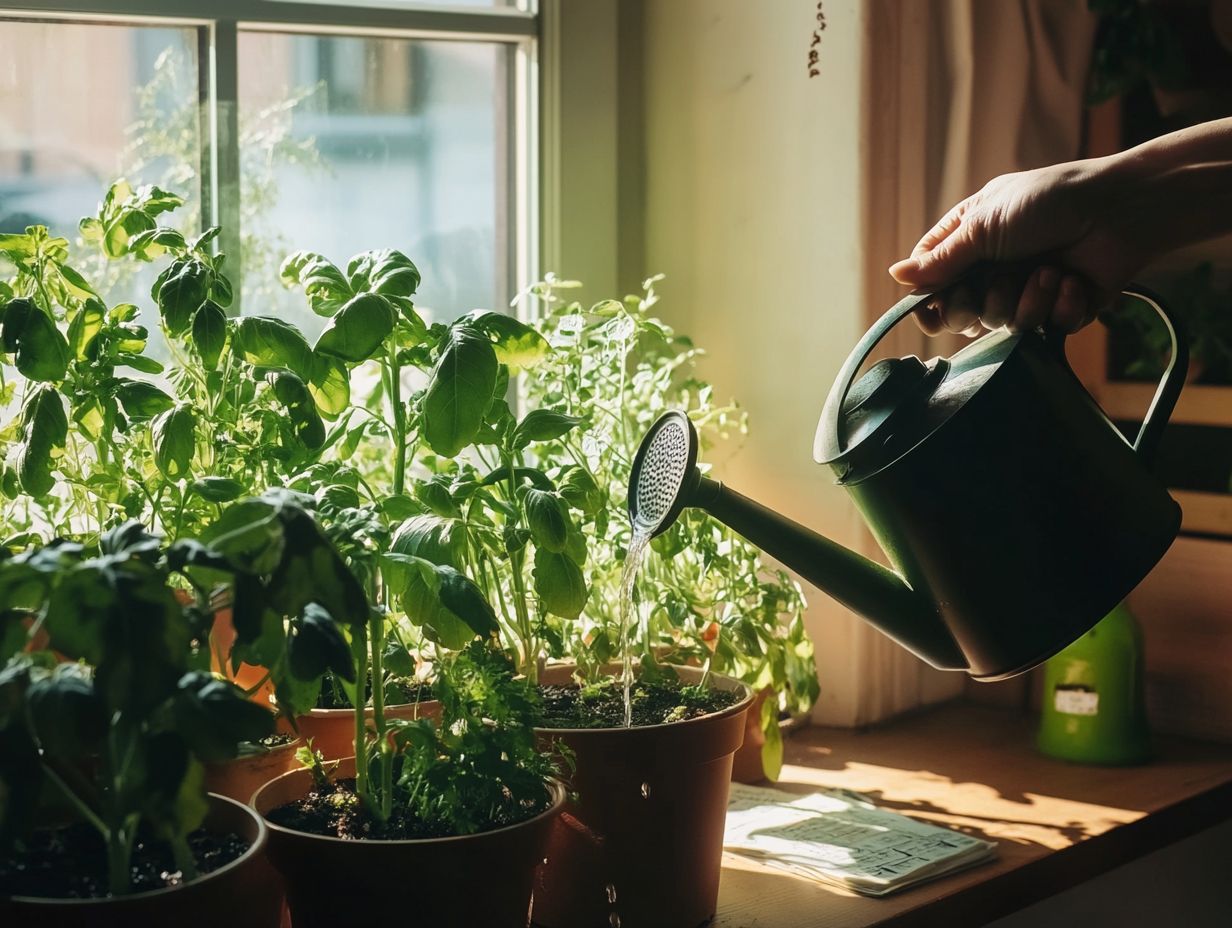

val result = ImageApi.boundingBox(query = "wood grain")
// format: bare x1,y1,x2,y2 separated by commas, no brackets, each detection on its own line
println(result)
714,704,1232,928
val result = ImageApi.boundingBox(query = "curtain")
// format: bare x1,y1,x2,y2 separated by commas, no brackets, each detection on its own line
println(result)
853,0,1098,723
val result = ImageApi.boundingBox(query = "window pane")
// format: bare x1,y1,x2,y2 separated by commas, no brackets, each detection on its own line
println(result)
238,31,510,334
0,20,200,310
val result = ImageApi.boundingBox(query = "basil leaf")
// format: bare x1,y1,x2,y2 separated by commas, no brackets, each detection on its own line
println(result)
152,405,197,479
3,299,69,382
308,354,351,420
128,226,186,261
463,310,550,371
533,549,588,619
269,370,326,450
434,565,498,638
280,251,352,317
191,300,227,370
115,379,175,421
422,325,498,456
512,409,582,449
16,386,67,496
346,249,421,297
153,257,210,335
26,668,107,760
173,671,275,762
313,292,395,363
524,488,570,553
190,477,245,503
287,603,355,683
67,297,105,360
232,315,313,377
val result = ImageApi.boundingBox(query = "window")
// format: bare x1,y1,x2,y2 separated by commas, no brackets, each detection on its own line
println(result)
0,1,538,328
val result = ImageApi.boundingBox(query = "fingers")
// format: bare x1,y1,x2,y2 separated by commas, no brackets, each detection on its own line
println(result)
1011,266,1060,333
891,204,980,288
909,265,1103,337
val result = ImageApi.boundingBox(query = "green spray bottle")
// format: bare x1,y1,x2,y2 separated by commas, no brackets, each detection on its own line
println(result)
1037,601,1151,765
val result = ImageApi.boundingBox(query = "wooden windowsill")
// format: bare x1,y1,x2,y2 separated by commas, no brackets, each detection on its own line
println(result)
715,703,1232,927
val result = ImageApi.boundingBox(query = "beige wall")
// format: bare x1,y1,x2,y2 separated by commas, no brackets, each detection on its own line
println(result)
638,0,875,725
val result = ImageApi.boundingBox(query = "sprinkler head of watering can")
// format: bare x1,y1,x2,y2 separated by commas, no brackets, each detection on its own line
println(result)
627,410,701,538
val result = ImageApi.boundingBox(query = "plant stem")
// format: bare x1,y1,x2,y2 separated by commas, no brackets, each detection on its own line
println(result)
368,608,391,821
353,620,370,803
169,834,200,882
106,827,132,896
504,457,536,681
387,344,406,498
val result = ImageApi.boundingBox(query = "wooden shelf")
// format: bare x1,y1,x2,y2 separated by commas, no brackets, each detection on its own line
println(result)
715,703,1232,928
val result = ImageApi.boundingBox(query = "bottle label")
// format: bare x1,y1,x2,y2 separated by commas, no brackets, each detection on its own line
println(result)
1054,685,1099,716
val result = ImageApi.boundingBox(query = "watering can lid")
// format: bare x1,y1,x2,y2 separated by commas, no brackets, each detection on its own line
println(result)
814,327,1019,481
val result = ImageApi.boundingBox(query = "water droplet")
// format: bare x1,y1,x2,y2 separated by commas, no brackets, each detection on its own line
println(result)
640,782,651,799
605,883,618,904
609,913,622,928
542,857,549,866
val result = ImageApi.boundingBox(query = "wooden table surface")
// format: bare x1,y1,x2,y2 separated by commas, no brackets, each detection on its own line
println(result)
714,703,1232,928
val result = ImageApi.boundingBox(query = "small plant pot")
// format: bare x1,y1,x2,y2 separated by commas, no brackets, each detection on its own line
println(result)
730,686,773,784
531,664,752,928
1,793,284,928
210,607,276,708
252,757,566,927
294,701,440,761
205,736,305,805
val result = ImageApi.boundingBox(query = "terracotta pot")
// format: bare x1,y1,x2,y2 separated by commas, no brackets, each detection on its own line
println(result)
253,757,565,928
294,700,440,761
205,736,304,805
210,607,276,708
532,664,752,928
730,686,773,784
1,793,284,928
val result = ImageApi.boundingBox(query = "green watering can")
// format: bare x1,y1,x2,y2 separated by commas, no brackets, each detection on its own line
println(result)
629,283,1187,681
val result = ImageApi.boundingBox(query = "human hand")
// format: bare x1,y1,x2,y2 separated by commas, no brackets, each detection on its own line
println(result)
888,160,1149,336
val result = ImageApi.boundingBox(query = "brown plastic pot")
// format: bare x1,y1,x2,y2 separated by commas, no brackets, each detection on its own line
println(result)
253,757,566,928
210,607,276,708
294,700,440,761
1,793,284,928
730,686,772,784
205,736,304,805
532,664,752,928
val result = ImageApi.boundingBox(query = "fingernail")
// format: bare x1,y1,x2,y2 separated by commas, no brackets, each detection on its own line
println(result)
1038,267,1060,290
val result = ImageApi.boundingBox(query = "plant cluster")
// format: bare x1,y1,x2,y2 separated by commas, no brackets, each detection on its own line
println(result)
0,524,273,895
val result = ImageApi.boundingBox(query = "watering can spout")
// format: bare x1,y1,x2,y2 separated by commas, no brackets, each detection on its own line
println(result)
690,475,968,671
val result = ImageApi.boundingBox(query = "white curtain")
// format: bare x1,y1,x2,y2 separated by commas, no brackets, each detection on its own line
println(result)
852,0,1098,723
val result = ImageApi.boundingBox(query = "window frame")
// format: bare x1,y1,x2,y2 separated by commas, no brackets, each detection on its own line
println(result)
0,0,540,315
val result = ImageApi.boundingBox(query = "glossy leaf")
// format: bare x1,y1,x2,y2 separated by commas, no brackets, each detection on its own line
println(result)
152,405,197,479
346,249,421,297
533,549,588,620
115,380,175,422
422,325,498,456
67,298,105,360
269,371,326,450
512,409,582,449
153,257,210,334
314,292,395,363
16,387,67,496
280,251,352,317
287,603,355,683
308,354,351,419
191,300,227,370
232,315,313,376
2,299,69,382
463,310,550,371
524,488,570,553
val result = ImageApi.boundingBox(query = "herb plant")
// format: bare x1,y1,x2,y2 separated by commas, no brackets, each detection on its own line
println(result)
0,523,274,895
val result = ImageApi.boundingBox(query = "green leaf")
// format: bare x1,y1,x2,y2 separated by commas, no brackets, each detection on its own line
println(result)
463,310,550,371
127,226,186,261
269,371,326,450
117,353,164,375
557,465,603,515
103,208,155,258
346,249,421,297
280,251,353,317
191,300,227,370
154,257,209,334
25,666,107,760
0,232,35,256
512,409,582,449
422,325,499,456
313,292,395,363
115,380,175,421
287,603,355,683
760,693,784,781
434,565,498,638
16,386,67,496
533,549,588,619
53,263,98,302
308,354,350,419
173,671,275,762
190,477,245,503
152,405,196,479
232,315,313,376
67,297,105,360
2,299,69,382
524,488,570,553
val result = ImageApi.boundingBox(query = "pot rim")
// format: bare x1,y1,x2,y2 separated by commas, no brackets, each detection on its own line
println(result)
533,662,754,735
7,792,268,908
213,734,304,766
255,759,567,848
300,699,435,718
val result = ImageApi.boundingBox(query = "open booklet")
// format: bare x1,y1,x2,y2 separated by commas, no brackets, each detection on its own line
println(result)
724,783,997,897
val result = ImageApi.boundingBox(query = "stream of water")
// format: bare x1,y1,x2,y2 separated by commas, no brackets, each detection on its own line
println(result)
619,530,652,728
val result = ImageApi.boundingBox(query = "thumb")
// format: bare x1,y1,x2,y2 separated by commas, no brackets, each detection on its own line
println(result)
890,224,982,289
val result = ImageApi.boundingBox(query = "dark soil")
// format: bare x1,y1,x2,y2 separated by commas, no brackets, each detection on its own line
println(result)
315,672,434,710
0,824,248,899
265,777,549,841
537,678,740,729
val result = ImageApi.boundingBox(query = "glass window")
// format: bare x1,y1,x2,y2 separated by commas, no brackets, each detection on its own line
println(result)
238,31,510,335
0,19,200,313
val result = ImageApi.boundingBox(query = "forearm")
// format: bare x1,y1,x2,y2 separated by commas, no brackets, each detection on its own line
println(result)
1096,117,1232,261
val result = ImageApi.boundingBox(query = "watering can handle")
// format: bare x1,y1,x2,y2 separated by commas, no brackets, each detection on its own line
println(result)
819,280,1188,466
